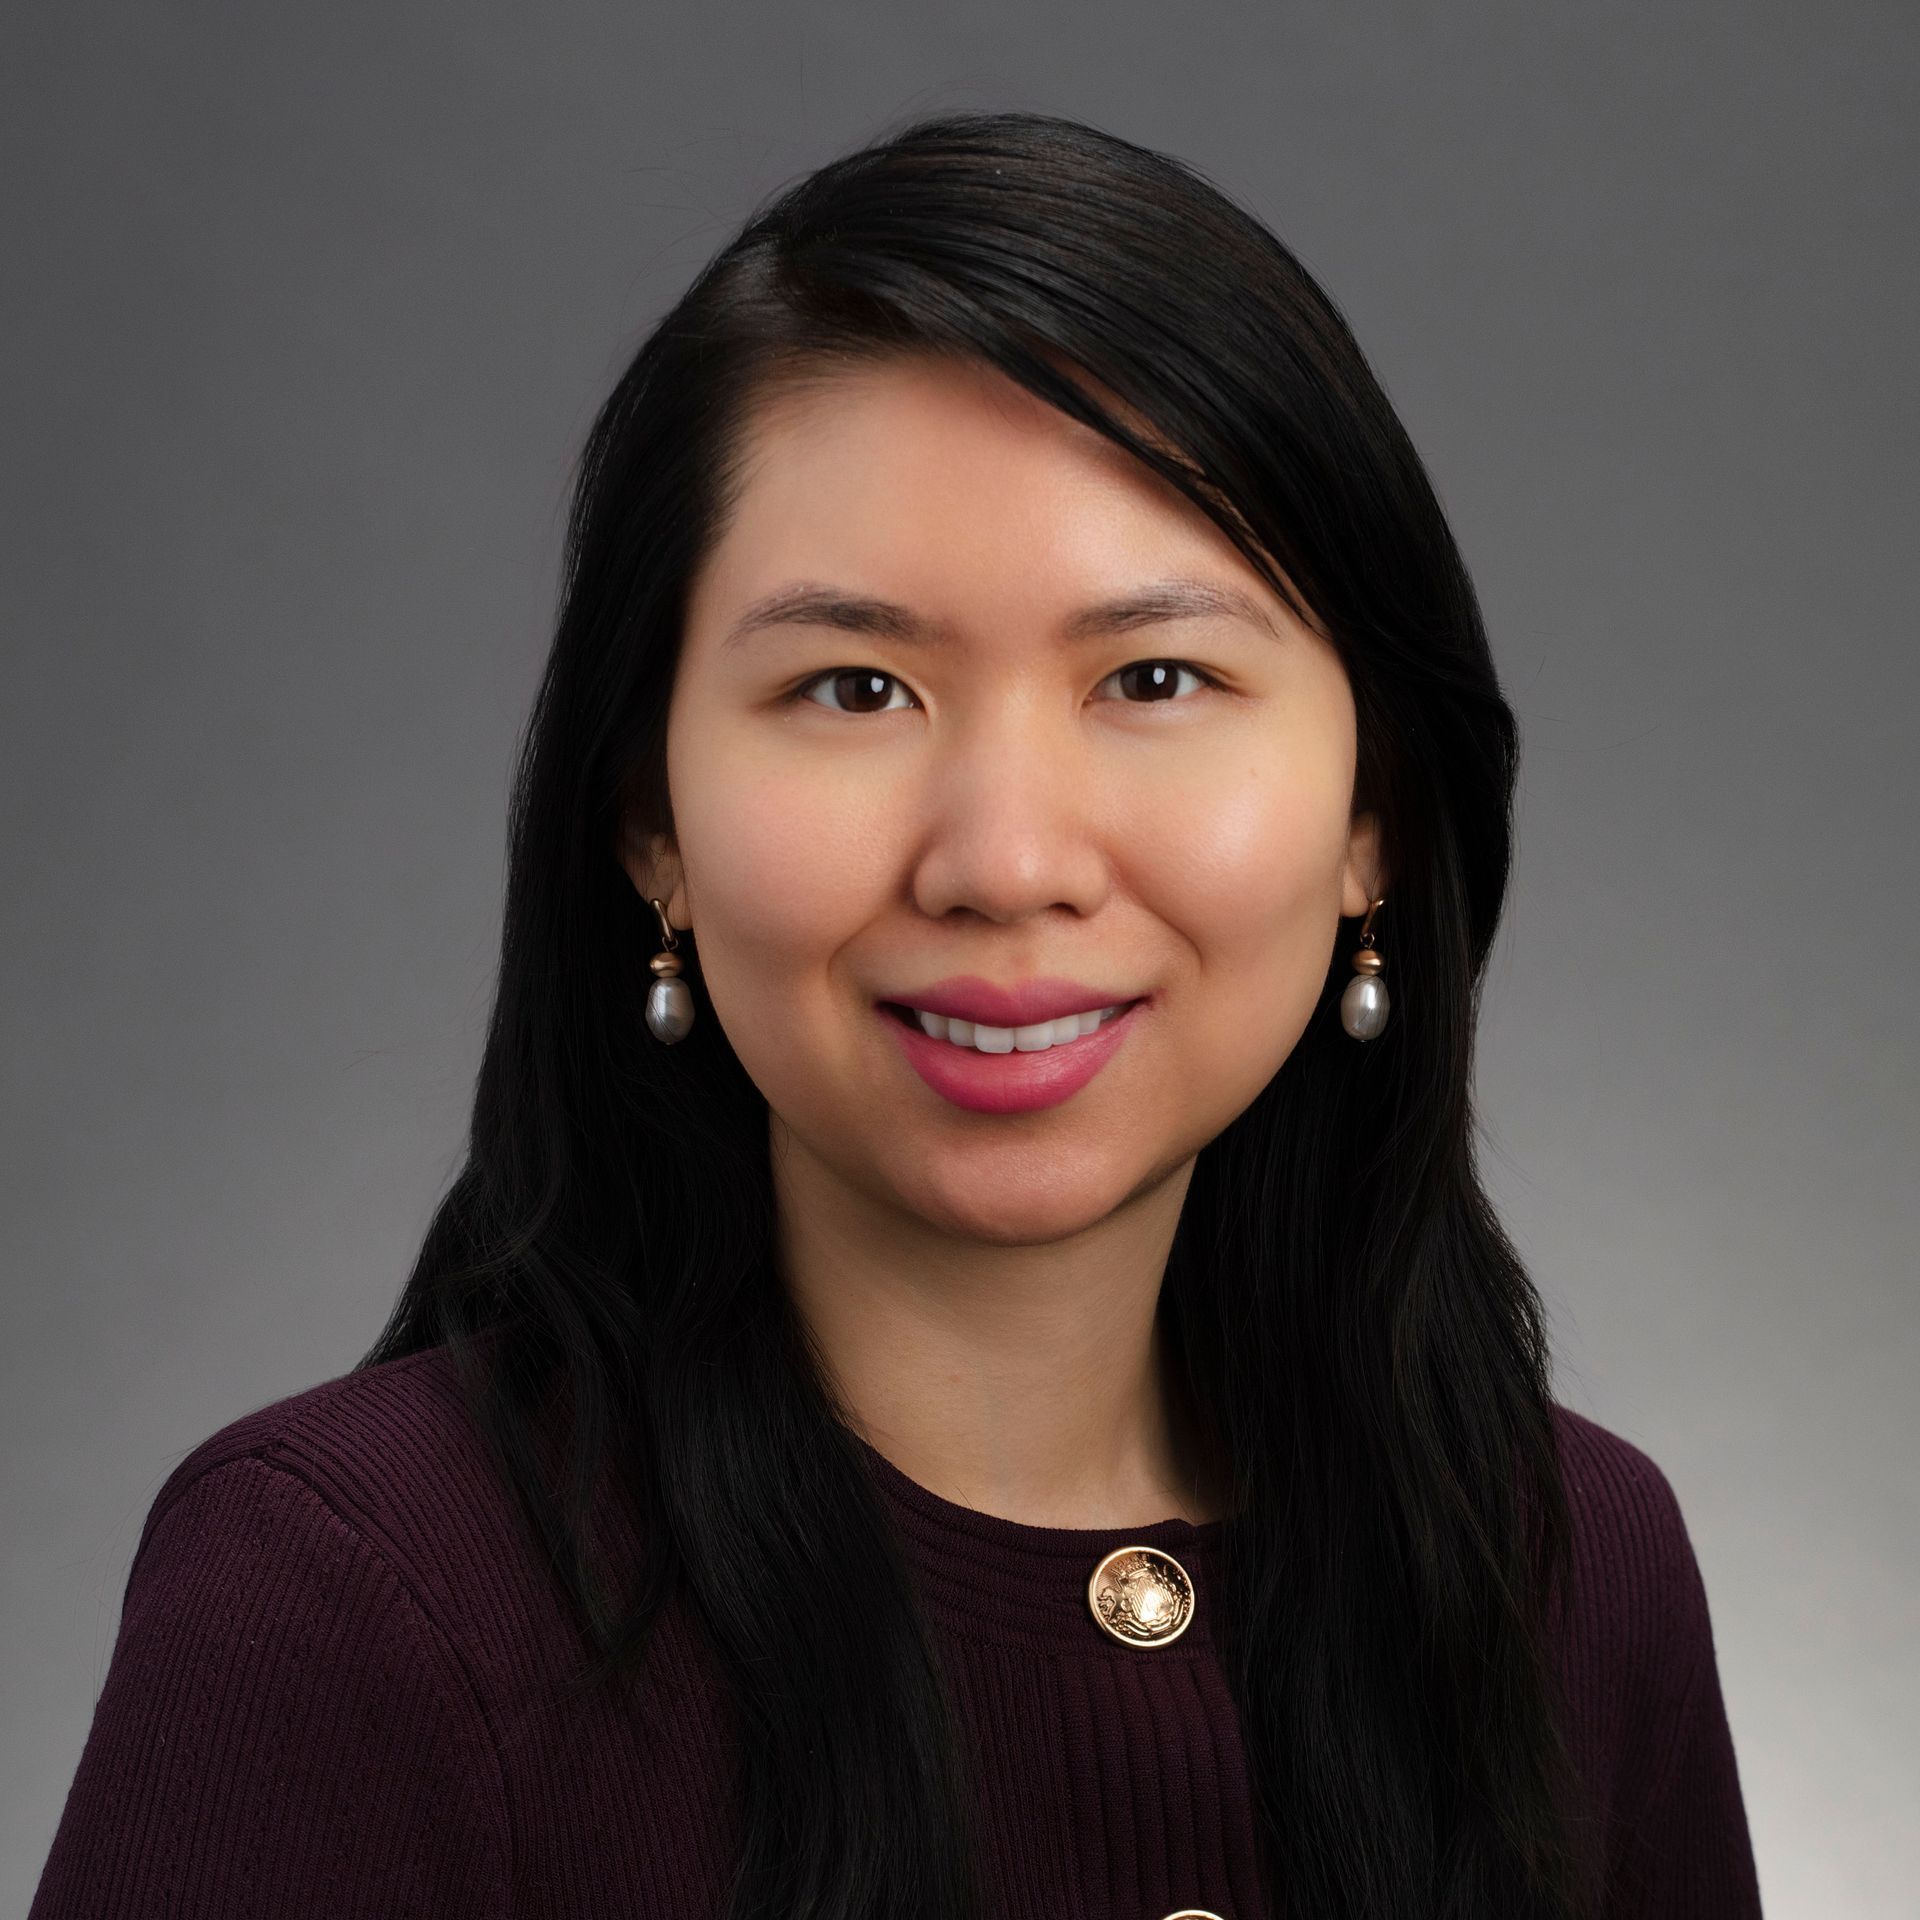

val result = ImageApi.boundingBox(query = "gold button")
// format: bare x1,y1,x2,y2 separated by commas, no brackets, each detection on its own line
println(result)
1160,1910,1226,1918
1086,1543,1196,1647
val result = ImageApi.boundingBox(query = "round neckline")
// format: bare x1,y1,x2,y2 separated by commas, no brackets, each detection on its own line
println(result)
849,1429,1225,1656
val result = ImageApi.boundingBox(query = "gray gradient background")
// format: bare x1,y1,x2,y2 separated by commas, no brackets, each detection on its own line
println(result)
5,5,1914,1911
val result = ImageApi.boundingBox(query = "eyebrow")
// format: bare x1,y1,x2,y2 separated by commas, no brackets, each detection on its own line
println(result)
719,577,1283,652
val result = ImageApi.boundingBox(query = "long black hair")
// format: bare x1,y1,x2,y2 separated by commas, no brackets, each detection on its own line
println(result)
361,108,1598,1920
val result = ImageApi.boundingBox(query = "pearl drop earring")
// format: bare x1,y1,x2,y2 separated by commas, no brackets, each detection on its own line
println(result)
644,897,696,1045
1339,897,1390,1041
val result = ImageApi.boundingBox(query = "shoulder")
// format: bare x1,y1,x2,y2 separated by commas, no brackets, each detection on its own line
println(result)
1543,1409,1762,1902
1548,1399,1701,1577
36,1353,519,1912
132,1338,554,1681
141,1341,491,1556
1547,1401,1713,1636
1544,1402,1722,1741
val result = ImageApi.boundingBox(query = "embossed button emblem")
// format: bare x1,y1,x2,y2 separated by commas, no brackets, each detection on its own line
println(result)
1086,1543,1196,1647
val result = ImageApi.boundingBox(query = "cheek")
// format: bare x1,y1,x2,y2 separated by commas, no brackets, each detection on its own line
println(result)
668,752,886,1006
1135,750,1351,1040
682,768,808,935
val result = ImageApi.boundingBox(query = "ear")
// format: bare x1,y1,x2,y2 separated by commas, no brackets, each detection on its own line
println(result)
1340,810,1387,921
616,818,692,931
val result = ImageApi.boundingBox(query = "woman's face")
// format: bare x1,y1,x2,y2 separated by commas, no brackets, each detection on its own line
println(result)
625,352,1381,1245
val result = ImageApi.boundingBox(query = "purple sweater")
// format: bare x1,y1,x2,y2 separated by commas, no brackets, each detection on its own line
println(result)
29,1343,1761,1917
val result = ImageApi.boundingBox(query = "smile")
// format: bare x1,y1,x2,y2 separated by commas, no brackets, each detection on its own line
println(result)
883,1001,1135,1054
878,996,1150,1115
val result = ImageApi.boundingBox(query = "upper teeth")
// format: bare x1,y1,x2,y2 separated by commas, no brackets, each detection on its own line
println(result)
911,1004,1127,1052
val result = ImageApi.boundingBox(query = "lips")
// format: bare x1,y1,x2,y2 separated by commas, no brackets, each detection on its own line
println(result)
880,993,1148,1115
877,974,1150,1028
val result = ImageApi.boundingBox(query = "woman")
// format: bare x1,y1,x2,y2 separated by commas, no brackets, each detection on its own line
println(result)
30,110,1761,1919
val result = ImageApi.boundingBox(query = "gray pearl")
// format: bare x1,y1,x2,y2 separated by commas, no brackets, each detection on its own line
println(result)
646,976,695,1045
1339,973,1390,1041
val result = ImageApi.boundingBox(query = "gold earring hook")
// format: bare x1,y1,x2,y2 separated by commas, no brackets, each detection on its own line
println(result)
647,897,679,951
1358,897,1385,945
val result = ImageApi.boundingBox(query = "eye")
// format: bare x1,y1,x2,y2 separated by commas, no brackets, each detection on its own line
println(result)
787,658,1224,715
1094,659,1223,704
790,668,919,715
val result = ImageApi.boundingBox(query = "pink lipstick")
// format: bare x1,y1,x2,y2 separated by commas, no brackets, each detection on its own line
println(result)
876,979,1150,1115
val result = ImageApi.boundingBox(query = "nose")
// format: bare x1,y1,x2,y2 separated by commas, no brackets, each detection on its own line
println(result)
905,706,1112,927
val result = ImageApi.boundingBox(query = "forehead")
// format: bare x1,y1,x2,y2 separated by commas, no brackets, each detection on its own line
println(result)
739,350,1146,476
699,352,1252,608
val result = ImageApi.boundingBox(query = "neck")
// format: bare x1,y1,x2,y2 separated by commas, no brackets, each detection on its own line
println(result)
773,1121,1227,1530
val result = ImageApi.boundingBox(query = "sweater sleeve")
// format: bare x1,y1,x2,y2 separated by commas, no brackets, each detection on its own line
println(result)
1612,1638,1763,1917
28,1452,512,1919
1602,1460,1763,1918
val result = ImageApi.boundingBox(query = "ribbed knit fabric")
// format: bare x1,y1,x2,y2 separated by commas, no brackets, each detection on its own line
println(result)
29,1343,1762,1918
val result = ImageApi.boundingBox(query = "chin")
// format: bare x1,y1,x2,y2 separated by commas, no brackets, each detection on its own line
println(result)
896,1160,1144,1248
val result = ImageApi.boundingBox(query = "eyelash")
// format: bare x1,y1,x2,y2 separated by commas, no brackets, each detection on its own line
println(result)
785,659,1227,714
